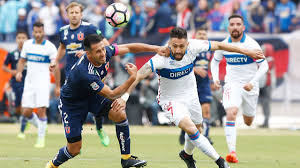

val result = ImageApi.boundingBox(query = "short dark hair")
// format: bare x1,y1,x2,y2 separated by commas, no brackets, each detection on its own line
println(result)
16,29,29,38
83,34,104,51
33,21,44,28
196,26,207,33
170,27,187,39
228,14,244,23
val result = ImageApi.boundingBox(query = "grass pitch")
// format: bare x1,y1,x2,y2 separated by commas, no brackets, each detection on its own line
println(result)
0,124,300,168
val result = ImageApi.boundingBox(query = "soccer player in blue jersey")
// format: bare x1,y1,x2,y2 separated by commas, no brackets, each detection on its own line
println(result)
46,34,167,168
2,30,29,139
50,2,110,146
179,27,214,145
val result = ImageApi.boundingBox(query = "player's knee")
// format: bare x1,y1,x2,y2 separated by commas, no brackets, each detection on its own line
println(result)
108,109,127,123
226,108,238,120
22,108,32,118
67,142,82,156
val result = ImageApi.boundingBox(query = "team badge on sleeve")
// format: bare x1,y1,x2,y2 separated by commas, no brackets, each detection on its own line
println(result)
90,82,100,91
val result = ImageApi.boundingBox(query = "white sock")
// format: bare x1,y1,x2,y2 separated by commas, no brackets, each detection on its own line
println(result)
184,133,195,155
225,120,236,153
189,131,220,160
38,118,47,139
27,113,39,128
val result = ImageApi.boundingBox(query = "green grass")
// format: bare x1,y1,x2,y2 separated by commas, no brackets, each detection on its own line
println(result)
0,124,300,168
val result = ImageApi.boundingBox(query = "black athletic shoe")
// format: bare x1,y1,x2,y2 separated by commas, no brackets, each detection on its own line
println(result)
215,157,230,168
179,150,197,168
121,155,147,168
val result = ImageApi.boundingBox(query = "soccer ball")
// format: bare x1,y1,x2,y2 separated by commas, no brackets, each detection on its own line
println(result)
105,3,130,28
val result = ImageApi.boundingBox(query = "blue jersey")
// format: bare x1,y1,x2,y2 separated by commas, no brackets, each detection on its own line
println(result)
59,21,103,76
61,45,117,101
4,49,26,86
194,51,211,86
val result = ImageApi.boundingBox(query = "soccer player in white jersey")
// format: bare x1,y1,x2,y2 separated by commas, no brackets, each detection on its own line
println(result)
16,22,58,148
211,14,269,163
121,27,264,168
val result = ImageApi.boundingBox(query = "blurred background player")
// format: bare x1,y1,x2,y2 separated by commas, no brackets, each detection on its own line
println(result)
46,34,167,168
258,43,276,128
16,22,58,148
211,14,269,163
179,27,214,145
50,2,110,147
2,30,29,138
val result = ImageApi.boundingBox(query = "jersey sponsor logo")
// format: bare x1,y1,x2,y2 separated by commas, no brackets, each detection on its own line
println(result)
158,63,194,80
90,82,100,91
66,43,82,50
77,32,84,41
224,54,254,65
27,53,50,63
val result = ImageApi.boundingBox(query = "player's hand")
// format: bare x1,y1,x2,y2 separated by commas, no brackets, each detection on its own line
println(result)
243,83,253,91
125,63,137,77
15,72,22,82
111,98,126,112
194,67,207,78
157,46,169,57
49,61,57,72
11,70,17,76
213,80,221,90
54,86,61,97
247,49,265,60
75,50,85,58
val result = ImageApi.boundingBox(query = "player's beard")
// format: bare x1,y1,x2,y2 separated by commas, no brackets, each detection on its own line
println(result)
230,30,242,39
173,52,185,60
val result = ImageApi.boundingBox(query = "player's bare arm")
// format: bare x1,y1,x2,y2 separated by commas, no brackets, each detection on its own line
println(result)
15,58,26,82
117,43,168,56
194,67,207,78
244,60,269,91
49,43,66,72
121,63,153,102
98,63,137,100
210,41,264,60
2,65,17,76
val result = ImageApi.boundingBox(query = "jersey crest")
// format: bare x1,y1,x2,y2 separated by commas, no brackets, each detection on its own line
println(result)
77,32,84,41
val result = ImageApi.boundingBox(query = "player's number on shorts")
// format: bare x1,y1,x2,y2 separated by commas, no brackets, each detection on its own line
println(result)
63,112,69,124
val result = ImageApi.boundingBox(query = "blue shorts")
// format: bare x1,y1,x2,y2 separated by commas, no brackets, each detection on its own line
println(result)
88,94,112,117
12,85,24,107
60,95,112,143
197,84,212,104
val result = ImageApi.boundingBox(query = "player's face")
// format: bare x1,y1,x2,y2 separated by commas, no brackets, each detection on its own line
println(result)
195,30,207,40
228,17,245,39
67,6,82,26
89,41,106,65
168,38,188,61
16,33,28,49
32,26,44,42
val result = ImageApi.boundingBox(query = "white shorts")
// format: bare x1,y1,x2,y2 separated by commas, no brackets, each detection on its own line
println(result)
159,98,203,126
222,84,259,117
22,83,50,108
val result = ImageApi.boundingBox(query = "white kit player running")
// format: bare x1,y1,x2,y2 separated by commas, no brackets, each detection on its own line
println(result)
16,22,58,148
211,14,269,163
122,27,264,168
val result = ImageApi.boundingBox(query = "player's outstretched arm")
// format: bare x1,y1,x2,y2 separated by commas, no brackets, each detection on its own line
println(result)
121,63,153,102
50,43,66,72
117,43,167,56
15,58,26,82
210,41,265,60
98,63,137,100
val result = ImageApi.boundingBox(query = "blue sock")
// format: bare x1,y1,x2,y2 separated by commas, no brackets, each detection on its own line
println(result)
203,118,210,137
20,115,28,133
52,146,73,166
116,119,130,155
95,115,104,130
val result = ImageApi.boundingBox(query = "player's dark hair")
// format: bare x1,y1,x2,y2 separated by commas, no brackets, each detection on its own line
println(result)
196,26,207,33
33,21,44,28
16,29,29,38
228,14,244,23
83,34,104,51
170,27,187,39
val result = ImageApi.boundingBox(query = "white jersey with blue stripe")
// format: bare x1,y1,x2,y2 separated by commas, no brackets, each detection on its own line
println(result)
147,39,211,102
213,34,263,85
21,39,57,85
